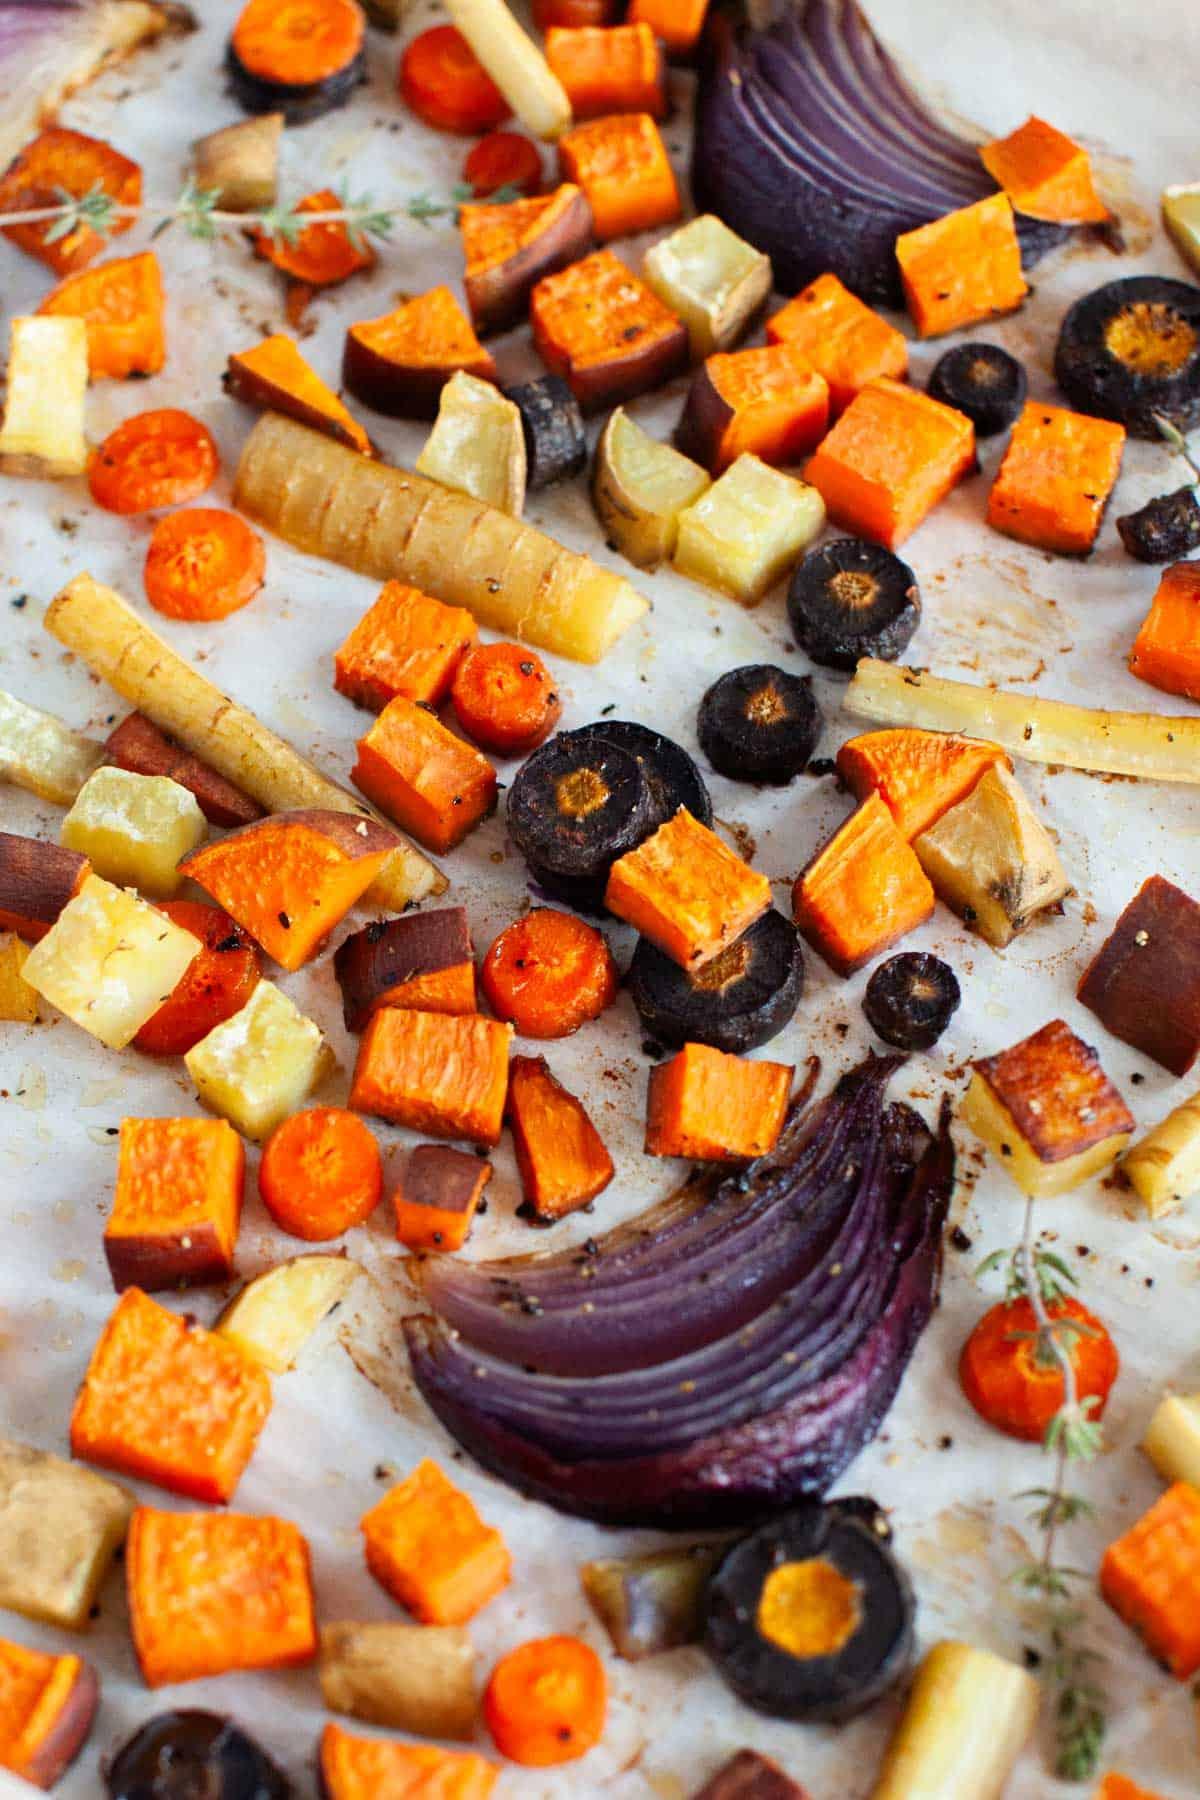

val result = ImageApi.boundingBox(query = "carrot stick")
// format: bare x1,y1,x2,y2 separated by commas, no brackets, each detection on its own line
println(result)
483,1635,606,1765
144,508,266,622
258,1107,383,1241
89,410,218,515
482,908,615,1038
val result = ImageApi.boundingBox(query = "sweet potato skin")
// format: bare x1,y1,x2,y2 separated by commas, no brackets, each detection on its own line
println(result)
0,1643,99,1790
0,834,90,941
225,334,372,454
104,1116,244,1294
677,345,830,476
691,1749,812,1800
462,185,594,335
507,1055,614,1221
105,713,263,829
342,288,497,420
393,1144,492,1250
1078,875,1200,1076
335,907,476,1032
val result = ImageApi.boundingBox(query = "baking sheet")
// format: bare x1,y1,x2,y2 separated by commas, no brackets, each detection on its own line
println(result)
3,1,1200,1793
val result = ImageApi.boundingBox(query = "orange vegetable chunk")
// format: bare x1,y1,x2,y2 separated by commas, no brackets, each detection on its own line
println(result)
334,908,477,1033
645,1041,792,1161
127,1505,316,1688
252,188,375,287
959,1294,1118,1443
767,273,909,416
335,582,478,713
805,378,976,549
980,116,1109,224
343,285,497,420
835,728,1011,842
89,409,218,516
451,642,563,757
133,900,261,1056
895,192,1028,339
557,113,681,242
393,1144,492,1252
350,1008,512,1144
400,24,510,135
71,1287,271,1504
508,1054,615,1220
987,400,1125,555
0,127,140,274
0,1637,97,1790
481,908,615,1038
144,508,266,623
352,696,497,854
225,333,372,455
320,1723,498,1799
1101,1482,1200,1679
259,1106,382,1241
605,807,772,972
105,1116,244,1293
627,0,709,54
531,247,687,413
37,250,165,380
231,0,363,88
545,23,666,119
677,342,830,475
460,184,593,334
361,1459,511,1625
793,793,935,976
1129,559,1200,702
484,1635,606,1767
1094,1777,1169,1800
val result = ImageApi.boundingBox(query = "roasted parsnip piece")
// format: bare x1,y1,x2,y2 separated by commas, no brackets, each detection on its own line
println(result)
445,0,572,140
0,1438,133,1631
674,454,826,604
416,373,527,517
192,113,282,211
869,1640,1039,1800
0,689,102,807
1143,1393,1200,1489
581,1543,722,1660
1124,1088,1200,1218
319,1621,476,1738
592,408,710,569
216,1255,362,1373
643,214,772,360
0,316,88,476
913,764,1069,947
185,980,333,1141
0,933,37,1023
61,766,206,898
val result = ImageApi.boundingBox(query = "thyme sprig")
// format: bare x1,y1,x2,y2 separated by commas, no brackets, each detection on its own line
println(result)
1153,410,1200,486
978,1200,1107,1782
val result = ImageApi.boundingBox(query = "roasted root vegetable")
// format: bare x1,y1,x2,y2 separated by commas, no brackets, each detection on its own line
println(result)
400,24,510,134
215,1254,361,1372
72,1287,271,1504
505,374,586,489
22,876,201,1052
0,692,101,807
767,274,908,417
90,408,218,516
104,713,263,830
629,909,804,1056
233,413,649,664
107,1714,290,1798
792,795,935,978
445,0,572,140
627,0,709,54
0,836,90,943
180,808,399,970
416,373,527,516
1163,186,1200,279
787,538,920,673
61,766,206,897
483,1636,606,1766
692,1752,811,1800
926,342,1027,438
581,1543,722,1661
482,908,615,1037
895,193,1027,338
863,953,960,1052
353,696,497,854
320,1620,477,1739
508,1054,614,1221
980,115,1108,223
1117,485,1200,564
835,729,1010,843
805,379,976,550
1129,559,1200,701
0,126,139,274
868,1640,1039,1800
464,130,544,198
960,1019,1134,1197
0,316,88,477
987,400,1125,554
545,23,666,120
1124,1090,1200,1218
461,184,592,334
531,247,688,412
913,763,1070,947
343,286,496,420
1093,1779,1168,1800
645,1041,792,1161
227,0,365,124
320,1724,497,1799
535,0,620,21
335,908,476,1032
606,807,772,971
393,1145,492,1252
185,980,332,1142
0,1638,98,1790
37,250,165,380
0,934,36,1023
592,408,710,570
451,642,562,756
677,343,829,476
127,1506,316,1687
192,113,282,211
0,1439,131,1633
1143,1394,1200,1489
224,332,371,455
1077,875,1200,1076
558,111,681,241
674,454,825,603
335,583,478,713
258,1107,382,1240
361,1459,511,1625
1101,1483,1200,1679
251,187,375,288
643,214,772,361
349,1008,512,1143
1055,276,1200,436
104,1116,244,1293
959,1295,1118,1441
143,508,266,623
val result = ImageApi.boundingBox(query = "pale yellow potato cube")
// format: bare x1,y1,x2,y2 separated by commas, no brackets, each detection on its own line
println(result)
416,372,526,516
216,1255,362,1372
62,766,206,897
22,875,202,1051
0,316,88,476
0,932,37,1023
914,764,1070,948
0,687,102,806
1143,1393,1200,1489
643,214,772,360
0,1437,133,1630
673,455,826,605
959,1067,1131,1199
186,980,332,1141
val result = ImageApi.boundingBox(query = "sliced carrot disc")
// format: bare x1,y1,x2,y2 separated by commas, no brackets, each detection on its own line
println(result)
464,132,543,198
231,0,364,87
400,26,512,136
252,188,376,288
89,409,220,515
144,509,266,622
484,1635,607,1766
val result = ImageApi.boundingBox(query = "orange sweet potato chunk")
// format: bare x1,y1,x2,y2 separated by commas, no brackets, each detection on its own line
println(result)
804,378,976,549
767,273,908,416
987,401,1125,555
557,112,681,242
361,1459,511,1625
793,794,935,976
605,807,772,972
530,247,687,413
335,582,478,712
349,1008,512,1144
508,1054,614,1221
320,1724,498,1800
1094,1777,1169,1800
225,333,372,455
895,192,1027,339
1129,560,1200,703
646,1042,793,1161
392,1144,492,1251
104,1116,244,1293
0,127,140,275
0,1638,97,1790
1101,1482,1200,1680
127,1506,316,1687
677,342,830,475
980,116,1109,224
37,250,165,380
835,729,1011,842
352,696,497,855
70,1287,271,1504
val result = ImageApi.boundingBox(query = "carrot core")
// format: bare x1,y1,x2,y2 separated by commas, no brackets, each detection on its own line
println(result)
555,767,609,819
756,1558,861,1659
1104,304,1196,376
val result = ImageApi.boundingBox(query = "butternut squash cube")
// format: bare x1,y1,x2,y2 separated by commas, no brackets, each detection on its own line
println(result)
557,112,681,242
673,454,826,603
896,192,1027,338
987,401,1125,555
793,794,935,977
979,116,1109,224
104,1116,244,1293
645,1042,793,1162
360,1460,511,1626
352,696,497,854
1129,559,1200,703
961,1018,1134,1197
805,378,976,550
605,807,772,971
643,213,773,360
0,932,37,1023
767,273,908,416
349,1008,511,1144
185,980,333,1141
1100,1483,1200,1680
61,766,206,897
0,1438,132,1632
335,582,478,714
508,1054,614,1221
913,764,1070,947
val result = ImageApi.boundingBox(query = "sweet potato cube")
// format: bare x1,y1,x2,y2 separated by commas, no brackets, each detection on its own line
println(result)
71,1287,271,1504
545,23,666,120
606,807,772,971
0,1637,97,1790
531,248,688,414
61,766,207,897
836,729,1010,842
350,1009,511,1144
557,112,681,242
1129,560,1200,703
361,1460,511,1625
1078,875,1200,1076
767,273,909,416
646,1043,792,1162
913,764,1070,948
352,697,497,855
179,808,398,970
335,907,476,1032
896,192,1027,338
225,332,372,455
677,342,830,475
127,1506,316,1687
627,0,708,53
792,794,935,977
104,1117,244,1293
1101,1482,1200,1679
0,833,89,942
805,378,976,549
673,454,826,603
987,401,1125,555
0,1439,132,1632
334,582,478,713
320,1724,497,1800
37,250,165,381
0,933,37,1023
980,116,1109,224
0,126,140,275
508,1055,614,1222
393,1145,492,1252
343,285,497,421
185,980,332,1142
461,184,594,335
104,712,263,829
961,1018,1134,1197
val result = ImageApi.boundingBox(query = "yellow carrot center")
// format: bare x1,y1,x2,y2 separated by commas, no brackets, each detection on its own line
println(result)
756,1557,861,1659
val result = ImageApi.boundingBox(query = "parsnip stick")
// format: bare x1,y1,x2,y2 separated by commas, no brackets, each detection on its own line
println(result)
43,576,444,909
0,688,102,805
445,0,572,141
845,657,1200,784
234,413,648,664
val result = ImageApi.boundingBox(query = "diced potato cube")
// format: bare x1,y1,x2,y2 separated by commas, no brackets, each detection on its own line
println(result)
673,454,826,605
415,372,526,517
913,764,1070,947
0,932,37,1023
22,875,202,1051
642,214,772,360
592,408,710,570
0,1437,133,1630
0,316,89,476
1123,1088,1200,1218
185,980,333,1141
1144,1394,1200,1489
216,1255,362,1373
61,767,206,897
0,688,102,806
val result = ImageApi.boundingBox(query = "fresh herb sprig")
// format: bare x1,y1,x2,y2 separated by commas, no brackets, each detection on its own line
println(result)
1153,410,1200,486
